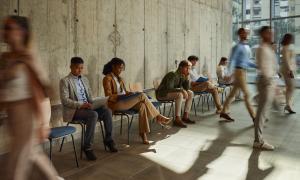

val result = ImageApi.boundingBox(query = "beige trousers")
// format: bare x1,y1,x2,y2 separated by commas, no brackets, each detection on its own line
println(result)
255,76,275,143
113,93,159,133
221,69,256,119
191,81,222,110
158,90,193,117
282,70,295,108
4,100,58,180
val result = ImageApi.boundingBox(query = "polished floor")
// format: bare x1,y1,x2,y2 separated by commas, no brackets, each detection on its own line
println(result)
3,86,299,180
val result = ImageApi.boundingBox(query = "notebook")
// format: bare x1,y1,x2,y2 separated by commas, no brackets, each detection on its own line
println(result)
118,92,141,101
196,77,209,83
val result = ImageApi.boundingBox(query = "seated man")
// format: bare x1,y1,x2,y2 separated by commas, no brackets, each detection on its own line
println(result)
60,57,117,161
156,60,194,128
188,55,222,113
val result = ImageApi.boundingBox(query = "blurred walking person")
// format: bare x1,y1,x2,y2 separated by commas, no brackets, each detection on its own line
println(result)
219,28,256,121
280,33,296,114
253,26,277,150
0,16,60,180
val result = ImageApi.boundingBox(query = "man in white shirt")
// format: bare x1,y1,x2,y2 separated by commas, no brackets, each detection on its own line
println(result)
253,26,277,150
188,56,223,113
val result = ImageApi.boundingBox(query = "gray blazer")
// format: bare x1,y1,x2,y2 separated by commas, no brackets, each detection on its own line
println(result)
59,73,93,122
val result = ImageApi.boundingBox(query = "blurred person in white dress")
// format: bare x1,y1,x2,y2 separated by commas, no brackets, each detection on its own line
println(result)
0,15,62,180
280,33,297,114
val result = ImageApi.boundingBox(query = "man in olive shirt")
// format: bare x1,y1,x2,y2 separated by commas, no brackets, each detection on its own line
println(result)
156,60,194,128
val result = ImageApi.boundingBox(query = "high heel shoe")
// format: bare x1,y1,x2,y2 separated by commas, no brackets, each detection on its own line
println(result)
284,106,296,114
104,141,118,153
139,133,150,145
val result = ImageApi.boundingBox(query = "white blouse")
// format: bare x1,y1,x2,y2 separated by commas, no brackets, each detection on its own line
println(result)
112,74,126,95
0,63,32,102
281,45,296,72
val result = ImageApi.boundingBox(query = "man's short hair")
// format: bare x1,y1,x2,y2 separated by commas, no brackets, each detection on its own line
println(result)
187,55,199,61
71,57,84,65
237,27,246,35
258,26,271,36
178,60,190,69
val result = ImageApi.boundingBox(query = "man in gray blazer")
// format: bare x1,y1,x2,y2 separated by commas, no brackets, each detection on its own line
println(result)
60,57,117,160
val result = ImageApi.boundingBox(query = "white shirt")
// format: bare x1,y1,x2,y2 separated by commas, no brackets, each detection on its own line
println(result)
71,75,88,103
189,66,205,82
256,43,277,78
216,65,229,84
112,74,126,95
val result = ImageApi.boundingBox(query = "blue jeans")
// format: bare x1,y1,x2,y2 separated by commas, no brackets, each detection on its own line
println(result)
73,106,113,149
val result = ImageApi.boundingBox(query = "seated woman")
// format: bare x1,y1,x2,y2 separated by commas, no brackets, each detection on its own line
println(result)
156,60,194,128
102,58,170,144
216,57,233,85
187,55,223,114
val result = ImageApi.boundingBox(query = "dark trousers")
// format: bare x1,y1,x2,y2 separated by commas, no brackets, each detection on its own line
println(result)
73,106,113,149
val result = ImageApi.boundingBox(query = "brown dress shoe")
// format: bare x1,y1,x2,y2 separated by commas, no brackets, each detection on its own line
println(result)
173,120,187,128
182,118,195,124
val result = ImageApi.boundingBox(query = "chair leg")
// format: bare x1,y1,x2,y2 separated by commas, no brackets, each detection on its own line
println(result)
207,95,210,111
80,124,85,159
192,98,197,116
222,91,224,104
126,115,133,145
59,122,70,152
192,98,194,116
163,103,166,115
168,102,173,117
49,139,52,160
120,115,123,135
172,102,175,120
197,96,201,107
59,137,65,152
99,121,107,151
71,134,79,168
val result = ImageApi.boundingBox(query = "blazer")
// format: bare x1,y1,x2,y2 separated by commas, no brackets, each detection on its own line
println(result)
102,73,128,110
60,73,93,122
156,70,190,98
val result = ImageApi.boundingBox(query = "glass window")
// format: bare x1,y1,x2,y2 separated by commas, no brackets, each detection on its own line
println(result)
232,0,243,43
273,0,300,18
232,0,300,76
233,0,243,23
244,0,270,20
244,20,271,59
272,17,300,73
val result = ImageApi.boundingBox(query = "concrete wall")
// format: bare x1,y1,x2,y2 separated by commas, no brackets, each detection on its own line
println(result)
0,0,232,153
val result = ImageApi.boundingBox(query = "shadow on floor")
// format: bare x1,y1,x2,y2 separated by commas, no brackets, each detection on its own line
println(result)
62,120,272,180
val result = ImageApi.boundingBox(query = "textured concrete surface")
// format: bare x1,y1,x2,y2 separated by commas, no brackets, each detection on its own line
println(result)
0,0,233,153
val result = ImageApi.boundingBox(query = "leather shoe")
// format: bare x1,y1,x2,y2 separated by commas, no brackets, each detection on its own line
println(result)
104,141,118,153
173,120,187,128
182,118,195,124
83,149,97,161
